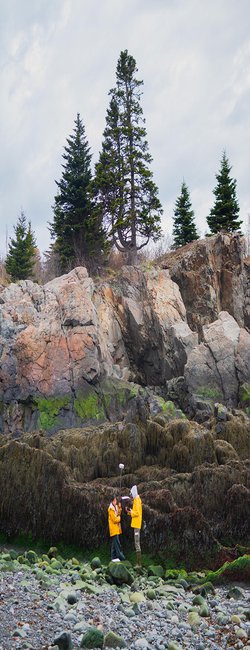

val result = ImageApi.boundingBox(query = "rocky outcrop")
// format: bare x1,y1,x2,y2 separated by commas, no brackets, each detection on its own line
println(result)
0,264,198,433
0,410,249,561
184,311,250,407
160,232,248,335
0,233,250,435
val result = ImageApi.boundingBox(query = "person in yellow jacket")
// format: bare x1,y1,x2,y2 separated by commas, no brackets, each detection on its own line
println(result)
127,485,142,569
108,496,125,562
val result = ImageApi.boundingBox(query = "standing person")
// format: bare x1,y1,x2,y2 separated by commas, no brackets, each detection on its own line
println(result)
127,485,142,569
108,496,125,562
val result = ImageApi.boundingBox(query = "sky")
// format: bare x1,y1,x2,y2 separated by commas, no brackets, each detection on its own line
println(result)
1,0,250,257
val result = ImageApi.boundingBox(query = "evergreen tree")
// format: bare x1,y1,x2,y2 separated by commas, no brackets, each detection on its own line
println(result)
207,152,242,234
5,211,36,282
94,50,162,263
172,181,199,248
50,113,106,272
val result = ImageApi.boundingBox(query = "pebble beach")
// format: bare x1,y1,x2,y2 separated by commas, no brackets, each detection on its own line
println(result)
0,551,249,650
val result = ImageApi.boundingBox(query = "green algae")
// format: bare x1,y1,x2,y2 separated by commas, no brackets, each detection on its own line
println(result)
34,396,71,430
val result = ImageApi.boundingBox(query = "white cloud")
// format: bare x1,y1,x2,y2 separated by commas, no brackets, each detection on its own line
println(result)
0,0,250,257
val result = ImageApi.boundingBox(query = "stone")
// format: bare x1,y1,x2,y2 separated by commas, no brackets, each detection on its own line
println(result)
53,632,73,650
227,586,245,600
188,611,201,627
199,603,209,617
108,562,133,585
90,556,102,569
148,565,164,578
67,591,78,605
235,626,247,639
104,630,127,647
80,626,104,648
129,592,146,604
134,639,150,649
231,614,242,624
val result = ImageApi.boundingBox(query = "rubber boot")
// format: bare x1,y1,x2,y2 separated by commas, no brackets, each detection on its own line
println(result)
135,551,142,572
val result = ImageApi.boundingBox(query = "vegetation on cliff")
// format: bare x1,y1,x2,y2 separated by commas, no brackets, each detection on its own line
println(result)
50,113,106,272
5,211,37,281
94,49,163,263
207,151,242,234
172,180,199,248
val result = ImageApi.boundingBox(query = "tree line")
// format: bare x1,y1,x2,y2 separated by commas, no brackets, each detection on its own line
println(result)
5,50,243,282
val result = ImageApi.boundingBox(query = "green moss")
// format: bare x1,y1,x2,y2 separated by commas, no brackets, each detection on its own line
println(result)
205,555,250,584
156,398,186,419
239,383,250,413
100,378,139,415
239,383,250,402
33,396,70,430
74,392,105,421
196,386,223,400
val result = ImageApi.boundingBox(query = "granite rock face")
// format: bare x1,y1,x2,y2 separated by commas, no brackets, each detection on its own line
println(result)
0,265,196,408
161,232,248,335
0,233,250,433
184,311,250,406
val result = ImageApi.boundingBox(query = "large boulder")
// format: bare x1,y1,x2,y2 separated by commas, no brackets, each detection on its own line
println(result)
160,232,246,334
185,312,250,407
0,264,198,432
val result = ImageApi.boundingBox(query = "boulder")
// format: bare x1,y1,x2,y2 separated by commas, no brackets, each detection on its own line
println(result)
104,631,127,648
80,627,104,649
161,232,246,333
108,562,133,585
185,312,250,407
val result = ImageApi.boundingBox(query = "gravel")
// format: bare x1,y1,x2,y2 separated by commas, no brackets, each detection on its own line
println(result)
0,565,249,649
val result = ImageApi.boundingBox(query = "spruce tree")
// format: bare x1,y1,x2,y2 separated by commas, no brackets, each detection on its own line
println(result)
94,50,162,263
50,113,106,272
207,152,242,234
5,211,36,282
172,181,199,248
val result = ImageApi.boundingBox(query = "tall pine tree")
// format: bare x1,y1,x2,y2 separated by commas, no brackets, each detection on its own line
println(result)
207,152,242,234
50,114,106,272
172,181,199,248
5,211,36,282
94,50,162,263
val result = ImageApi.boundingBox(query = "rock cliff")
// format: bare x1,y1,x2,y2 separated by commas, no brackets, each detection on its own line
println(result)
0,232,249,433
0,232,249,561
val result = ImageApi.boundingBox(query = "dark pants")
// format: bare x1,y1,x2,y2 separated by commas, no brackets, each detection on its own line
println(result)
111,535,125,561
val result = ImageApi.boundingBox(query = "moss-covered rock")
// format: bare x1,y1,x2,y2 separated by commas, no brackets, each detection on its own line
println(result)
165,569,188,581
74,391,105,422
47,546,58,559
25,550,38,564
104,630,126,648
90,556,102,569
108,562,133,586
129,591,146,604
33,395,71,431
205,555,250,584
148,565,164,578
80,626,104,648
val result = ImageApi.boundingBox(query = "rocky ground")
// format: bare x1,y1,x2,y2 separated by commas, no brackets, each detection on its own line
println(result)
0,550,249,650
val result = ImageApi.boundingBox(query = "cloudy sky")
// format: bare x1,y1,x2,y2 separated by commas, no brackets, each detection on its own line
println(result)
1,0,250,257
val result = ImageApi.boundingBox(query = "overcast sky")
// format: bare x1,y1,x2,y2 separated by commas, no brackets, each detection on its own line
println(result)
1,0,250,257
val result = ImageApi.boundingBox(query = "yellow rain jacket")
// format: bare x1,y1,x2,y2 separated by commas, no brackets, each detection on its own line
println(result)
108,502,122,537
130,486,142,529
